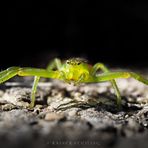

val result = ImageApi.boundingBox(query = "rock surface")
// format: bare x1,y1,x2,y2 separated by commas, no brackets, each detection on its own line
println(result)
0,69,148,148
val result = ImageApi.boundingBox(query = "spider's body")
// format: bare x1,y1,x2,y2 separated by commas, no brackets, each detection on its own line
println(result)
0,58,148,108
59,58,92,83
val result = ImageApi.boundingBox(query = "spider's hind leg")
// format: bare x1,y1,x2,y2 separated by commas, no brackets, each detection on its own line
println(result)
92,63,121,108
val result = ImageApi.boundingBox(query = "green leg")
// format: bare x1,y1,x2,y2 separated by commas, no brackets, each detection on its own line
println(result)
17,67,60,79
95,71,148,85
0,67,20,83
92,63,121,107
94,71,148,106
17,67,61,107
0,67,61,107
30,76,40,108
47,58,62,71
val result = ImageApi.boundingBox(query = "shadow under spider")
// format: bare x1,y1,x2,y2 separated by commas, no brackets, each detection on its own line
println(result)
56,93,142,113
55,93,117,112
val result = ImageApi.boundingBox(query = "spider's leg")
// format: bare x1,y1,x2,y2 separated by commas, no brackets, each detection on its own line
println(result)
0,67,20,83
30,76,40,108
18,67,61,107
95,71,148,85
0,67,61,107
92,63,121,107
47,58,62,71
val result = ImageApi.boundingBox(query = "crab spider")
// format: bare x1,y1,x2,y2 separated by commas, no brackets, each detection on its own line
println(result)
0,58,148,108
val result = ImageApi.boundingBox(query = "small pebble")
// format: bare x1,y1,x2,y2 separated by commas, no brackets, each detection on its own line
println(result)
44,112,65,121
1,103,17,111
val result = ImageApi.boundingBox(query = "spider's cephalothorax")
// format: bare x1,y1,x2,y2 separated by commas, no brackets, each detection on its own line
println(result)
61,58,91,83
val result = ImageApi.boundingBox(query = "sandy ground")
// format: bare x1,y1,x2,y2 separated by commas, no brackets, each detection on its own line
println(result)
0,69,148,148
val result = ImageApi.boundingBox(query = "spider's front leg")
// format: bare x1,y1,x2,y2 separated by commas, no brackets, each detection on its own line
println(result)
95,71,148,85
91,63,121,107
0,67,60,107
94,71,148,106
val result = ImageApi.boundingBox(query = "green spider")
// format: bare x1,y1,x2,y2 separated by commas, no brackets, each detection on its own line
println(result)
0,58,148,108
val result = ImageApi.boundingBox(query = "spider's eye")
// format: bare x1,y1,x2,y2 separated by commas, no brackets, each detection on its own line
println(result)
66,60,70,64
66,58,87,65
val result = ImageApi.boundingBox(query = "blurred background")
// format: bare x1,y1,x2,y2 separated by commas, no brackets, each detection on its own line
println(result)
2,1,148,69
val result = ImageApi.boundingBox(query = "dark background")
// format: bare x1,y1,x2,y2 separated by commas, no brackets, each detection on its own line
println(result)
2,1,148,69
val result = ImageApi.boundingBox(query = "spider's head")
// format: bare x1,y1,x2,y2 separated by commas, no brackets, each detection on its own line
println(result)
61,58,91,83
